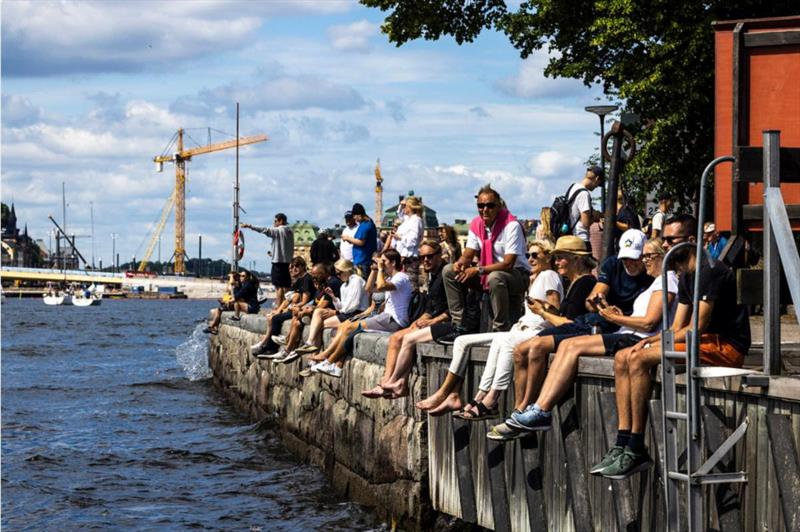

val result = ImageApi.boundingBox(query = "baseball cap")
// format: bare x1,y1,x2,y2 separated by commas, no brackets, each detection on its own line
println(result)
617,229,646,260
588,165,604,178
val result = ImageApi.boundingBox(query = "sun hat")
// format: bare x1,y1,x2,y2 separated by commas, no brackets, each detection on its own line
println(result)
334,258,354,274
554,235,592,256
617,229,647,260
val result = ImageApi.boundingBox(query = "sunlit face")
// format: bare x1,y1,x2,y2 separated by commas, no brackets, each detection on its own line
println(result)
662,222,691,251
419,245,442,273
528,246,548,272
641,243,663,277
553,253,573,276
476,192,499,225
621,256,645,277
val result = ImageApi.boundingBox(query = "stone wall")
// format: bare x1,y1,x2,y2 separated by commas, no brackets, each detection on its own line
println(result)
207,313,433,530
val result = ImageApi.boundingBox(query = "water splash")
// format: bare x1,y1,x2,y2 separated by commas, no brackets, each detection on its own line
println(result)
175,324,212,381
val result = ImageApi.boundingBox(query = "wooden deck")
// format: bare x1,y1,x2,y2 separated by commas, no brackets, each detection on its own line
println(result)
418,343,800,531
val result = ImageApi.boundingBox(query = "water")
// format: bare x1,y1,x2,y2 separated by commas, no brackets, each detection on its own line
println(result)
2,299,382,530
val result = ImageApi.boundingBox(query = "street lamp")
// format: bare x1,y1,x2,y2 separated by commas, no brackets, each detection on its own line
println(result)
110,233,118,273
585,104,619,212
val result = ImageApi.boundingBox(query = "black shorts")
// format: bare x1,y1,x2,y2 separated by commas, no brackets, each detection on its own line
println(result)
336,310,362,322
271,262,291,288
247,302,260,315
538,322,592,351
430,322,455,341
601,333,642,355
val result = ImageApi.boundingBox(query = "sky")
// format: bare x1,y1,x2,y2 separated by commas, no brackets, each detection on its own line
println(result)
1,0,611,271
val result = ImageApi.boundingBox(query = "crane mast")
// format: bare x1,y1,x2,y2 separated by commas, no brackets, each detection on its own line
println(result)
154,128,267,274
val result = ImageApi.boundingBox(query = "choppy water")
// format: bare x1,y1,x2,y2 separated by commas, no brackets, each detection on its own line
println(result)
2,299,381,530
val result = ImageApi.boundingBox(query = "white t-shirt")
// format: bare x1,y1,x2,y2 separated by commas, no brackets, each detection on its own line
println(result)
651,211,665,233
466,219,531,271
335,274,369,313
340,225,357,261
618,271,679,337
567,183,593,243
516,269,564,329
385,271,413,327
393,214,424,257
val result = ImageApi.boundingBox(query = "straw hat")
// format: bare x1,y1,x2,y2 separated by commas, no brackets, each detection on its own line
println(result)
554,235,592,256
334,258,354,274
404,196,423,214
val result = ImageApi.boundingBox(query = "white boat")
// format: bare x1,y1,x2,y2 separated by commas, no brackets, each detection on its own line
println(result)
72,292,102,306
43,293,70,305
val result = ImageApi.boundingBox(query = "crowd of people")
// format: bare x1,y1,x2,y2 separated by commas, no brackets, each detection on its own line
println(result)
205,174,750,482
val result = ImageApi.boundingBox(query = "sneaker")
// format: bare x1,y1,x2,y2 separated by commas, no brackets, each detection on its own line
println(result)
271,334,287,345
318,362,342,378
506,407,552,432
601,447,653,480
310,360,331,373
299,368,314,378
230,315,241,322
249,341,267,356
486,422,526,441
434,325,467,346
269,348,288,362
281,350,302,364
295,344,320,355
261,349,286,360
255,350,277,359
590,445,625,476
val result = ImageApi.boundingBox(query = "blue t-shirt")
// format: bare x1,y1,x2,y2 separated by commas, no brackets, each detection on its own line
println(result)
597,256,652,314
352,219,377,266
707,236,728,260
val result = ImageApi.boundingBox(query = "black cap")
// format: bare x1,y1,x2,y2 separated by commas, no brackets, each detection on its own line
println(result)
588,165,604,178
351,203,367,216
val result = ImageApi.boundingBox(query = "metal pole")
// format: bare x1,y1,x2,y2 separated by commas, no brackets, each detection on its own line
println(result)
198,234,203,277
599,115,606,213
763,130,781,375
601,124,623,261
233,102,240,273
90,201,95,269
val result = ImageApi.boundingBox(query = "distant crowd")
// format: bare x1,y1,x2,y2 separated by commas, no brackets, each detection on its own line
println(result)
204,168,748,481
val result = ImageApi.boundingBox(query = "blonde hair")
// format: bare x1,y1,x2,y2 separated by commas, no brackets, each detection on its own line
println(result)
646,238,665,256
539,207,553,240
529,239,555,255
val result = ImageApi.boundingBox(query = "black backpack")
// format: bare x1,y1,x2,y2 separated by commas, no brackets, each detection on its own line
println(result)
407,291,428,324
550,184,590,239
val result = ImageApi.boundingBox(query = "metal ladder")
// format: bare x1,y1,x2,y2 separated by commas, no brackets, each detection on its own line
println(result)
658,156,753,531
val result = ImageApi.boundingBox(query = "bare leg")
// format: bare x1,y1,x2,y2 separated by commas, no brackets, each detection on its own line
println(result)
629,346,662,433
311,320,352,362
233,301,248,318
512,342,529,411
325,321,362,365
416,371,463,412
614,346,634,431
208,308,221,330
536,335,605,411
519,336,556,409
382,328,409,383
383,327,433,398
285,318,303,352
275,287,285,306
306,308,325,346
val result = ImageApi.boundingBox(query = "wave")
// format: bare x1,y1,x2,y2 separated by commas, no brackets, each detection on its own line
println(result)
175,324,212,382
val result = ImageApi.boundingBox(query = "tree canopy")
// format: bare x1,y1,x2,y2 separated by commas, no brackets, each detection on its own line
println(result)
361,0,797,208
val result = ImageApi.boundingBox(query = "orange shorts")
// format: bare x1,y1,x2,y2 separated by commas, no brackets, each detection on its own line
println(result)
674,334,744,368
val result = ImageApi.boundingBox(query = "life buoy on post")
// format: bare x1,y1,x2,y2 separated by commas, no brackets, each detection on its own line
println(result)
233,228,245,260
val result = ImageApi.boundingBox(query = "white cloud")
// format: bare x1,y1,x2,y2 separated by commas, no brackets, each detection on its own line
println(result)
1,94,44,126
528,150,584,178
495,52,591,99
328,19,378,53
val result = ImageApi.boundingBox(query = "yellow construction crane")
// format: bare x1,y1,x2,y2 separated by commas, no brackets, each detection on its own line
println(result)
374,158,383,226
137,192,174,272
153,129,267,274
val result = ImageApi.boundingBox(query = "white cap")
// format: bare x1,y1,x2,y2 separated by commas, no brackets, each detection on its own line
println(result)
617,229,646,260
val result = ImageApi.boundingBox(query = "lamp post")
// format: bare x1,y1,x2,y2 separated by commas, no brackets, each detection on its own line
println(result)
585,104,619,212
198,234,203,277
110,233,118,273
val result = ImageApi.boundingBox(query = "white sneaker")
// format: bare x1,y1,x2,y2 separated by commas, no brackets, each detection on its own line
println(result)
249,340,266,356
271,334,287,345
264,348,287,360
310,360,330,373
318,362,342,378
281,350,302,364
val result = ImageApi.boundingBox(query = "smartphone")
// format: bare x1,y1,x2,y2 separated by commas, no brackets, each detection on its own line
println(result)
592,294,608,309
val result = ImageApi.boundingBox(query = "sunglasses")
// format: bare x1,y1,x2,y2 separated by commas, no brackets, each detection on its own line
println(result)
642,252,661,261
525,252,540,259
419,252,440,260
476,202,497,210
663,235,690,244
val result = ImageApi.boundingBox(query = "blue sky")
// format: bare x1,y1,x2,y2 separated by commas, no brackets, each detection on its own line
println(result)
2,0,610,271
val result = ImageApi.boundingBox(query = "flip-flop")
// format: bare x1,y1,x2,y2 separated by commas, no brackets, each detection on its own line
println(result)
458,402,500,421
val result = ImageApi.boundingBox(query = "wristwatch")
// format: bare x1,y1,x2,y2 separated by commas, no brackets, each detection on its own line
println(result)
477,266,485,276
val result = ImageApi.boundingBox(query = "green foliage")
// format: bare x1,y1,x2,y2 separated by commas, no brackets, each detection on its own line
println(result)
361,0,798,208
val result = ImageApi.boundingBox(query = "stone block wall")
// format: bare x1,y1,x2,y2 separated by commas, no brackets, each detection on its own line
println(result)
207,313,434,530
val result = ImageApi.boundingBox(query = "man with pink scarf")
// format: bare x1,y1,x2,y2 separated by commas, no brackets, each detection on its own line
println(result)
442,185,530,334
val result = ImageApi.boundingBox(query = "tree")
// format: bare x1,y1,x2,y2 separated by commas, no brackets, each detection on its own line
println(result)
361,0,797,209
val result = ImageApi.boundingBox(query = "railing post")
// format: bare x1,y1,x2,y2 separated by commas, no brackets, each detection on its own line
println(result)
763,130,781,375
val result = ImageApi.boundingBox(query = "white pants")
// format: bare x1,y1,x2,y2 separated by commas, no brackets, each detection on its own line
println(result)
447,326,541,391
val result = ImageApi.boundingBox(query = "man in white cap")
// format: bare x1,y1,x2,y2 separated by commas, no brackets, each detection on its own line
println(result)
703,221,728,260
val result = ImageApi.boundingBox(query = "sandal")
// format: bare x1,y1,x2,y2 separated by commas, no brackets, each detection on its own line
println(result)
456,402,499,421
230,316,241,322
203,327,218,335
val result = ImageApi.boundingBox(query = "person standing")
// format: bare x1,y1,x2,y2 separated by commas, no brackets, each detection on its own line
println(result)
649,192,672,239
310,230,339,265
567,166,604,251
385,196,425,289
340,203,377,279
339,211,358,262
241,212,294,305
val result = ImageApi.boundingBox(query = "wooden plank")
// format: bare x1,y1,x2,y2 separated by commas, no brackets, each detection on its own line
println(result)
765,414,800,531
558,397,594,532
647,399,667,531
486,438,512,532
701,405,743,532
744,30,800,47
598,392,640,531
452,417,478,523
736,146,800,183
519,434,548,532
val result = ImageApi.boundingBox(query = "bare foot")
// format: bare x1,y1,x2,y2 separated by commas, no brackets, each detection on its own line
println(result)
382,380,408,399
428,393,464,417
416,393,446,411
308,354,327,363
361,385,389,399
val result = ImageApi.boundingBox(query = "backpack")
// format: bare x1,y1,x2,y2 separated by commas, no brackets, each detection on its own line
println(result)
550,184,590,239
407,291,428,324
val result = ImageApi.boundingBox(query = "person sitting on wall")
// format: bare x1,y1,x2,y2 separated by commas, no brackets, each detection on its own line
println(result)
249,257,314,357
340,203,377,279
241,213,294,305
268,263,342,363
442,184,530,337
301,249,413,379
415,239,563,417
361,240,452,399
489,236,677,440
293,259,371,356
384,196,425,290
594,215,750,480
204,269,261,334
